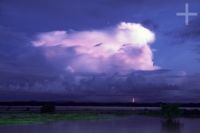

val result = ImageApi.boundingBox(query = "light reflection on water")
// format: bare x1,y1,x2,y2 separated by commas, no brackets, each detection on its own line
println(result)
161,120,183,133
0,115,200,133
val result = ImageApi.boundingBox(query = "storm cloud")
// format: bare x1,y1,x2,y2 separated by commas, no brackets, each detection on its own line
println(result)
32,22,158,73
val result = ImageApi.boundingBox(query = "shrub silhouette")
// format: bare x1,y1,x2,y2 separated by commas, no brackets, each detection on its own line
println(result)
161,104,181,121
40,104,56,113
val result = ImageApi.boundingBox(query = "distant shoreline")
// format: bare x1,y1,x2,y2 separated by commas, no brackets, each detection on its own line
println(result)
1,102,200,107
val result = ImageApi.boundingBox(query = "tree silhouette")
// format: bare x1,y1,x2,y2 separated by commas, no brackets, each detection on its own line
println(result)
161,104,181,121
40,104,56,113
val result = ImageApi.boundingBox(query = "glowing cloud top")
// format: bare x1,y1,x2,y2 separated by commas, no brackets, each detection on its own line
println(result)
32,22,158,73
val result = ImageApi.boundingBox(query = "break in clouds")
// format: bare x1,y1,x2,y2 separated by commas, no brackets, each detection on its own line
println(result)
32,22,158,73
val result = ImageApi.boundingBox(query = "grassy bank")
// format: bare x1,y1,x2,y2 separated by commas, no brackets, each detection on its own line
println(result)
0,113,106,125
0,109,140,125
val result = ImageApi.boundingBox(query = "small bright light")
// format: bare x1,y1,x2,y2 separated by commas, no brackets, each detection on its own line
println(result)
132,97,135,103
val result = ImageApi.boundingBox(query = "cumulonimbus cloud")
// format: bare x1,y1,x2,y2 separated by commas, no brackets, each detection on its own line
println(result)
32,22,158,73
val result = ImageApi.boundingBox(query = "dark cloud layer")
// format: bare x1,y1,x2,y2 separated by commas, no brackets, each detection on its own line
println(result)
0,69,198,102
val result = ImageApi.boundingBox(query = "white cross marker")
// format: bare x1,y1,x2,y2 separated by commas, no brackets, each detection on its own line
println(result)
176,3,198,25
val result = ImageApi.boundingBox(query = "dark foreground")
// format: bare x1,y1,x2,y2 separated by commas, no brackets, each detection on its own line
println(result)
1,103,200,133
1,108,200,125
1,102,200,125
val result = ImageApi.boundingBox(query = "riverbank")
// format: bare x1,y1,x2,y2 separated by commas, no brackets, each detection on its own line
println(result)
1,108,200,125
0,110,134,125
0,112,106,125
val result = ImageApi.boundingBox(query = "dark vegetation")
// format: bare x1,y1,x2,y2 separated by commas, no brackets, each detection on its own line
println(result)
1,101,200,107
40,104,56,113
161,104,181,120
1,102,200,117
137,104,200,118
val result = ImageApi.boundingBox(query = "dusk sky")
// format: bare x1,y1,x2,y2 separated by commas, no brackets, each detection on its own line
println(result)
1,0,200,102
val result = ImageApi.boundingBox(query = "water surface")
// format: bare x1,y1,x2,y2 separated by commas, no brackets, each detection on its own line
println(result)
0,115,199,133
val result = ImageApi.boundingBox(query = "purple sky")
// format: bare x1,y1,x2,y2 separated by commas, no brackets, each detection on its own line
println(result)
0,0,200,102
